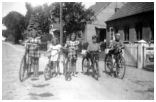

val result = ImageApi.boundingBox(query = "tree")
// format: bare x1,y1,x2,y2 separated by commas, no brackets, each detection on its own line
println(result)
25,2,34,27
51,2,94,35
25,3,53,34
2,11,26,43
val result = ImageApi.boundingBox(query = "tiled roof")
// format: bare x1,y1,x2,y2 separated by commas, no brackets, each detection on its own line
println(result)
107,2,154,22
88,2,110,16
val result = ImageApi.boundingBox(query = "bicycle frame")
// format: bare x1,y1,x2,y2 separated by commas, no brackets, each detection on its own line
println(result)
105,48,125,79
88,52,99,66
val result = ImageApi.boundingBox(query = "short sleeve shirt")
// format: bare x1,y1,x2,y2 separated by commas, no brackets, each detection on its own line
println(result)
87,42,100,51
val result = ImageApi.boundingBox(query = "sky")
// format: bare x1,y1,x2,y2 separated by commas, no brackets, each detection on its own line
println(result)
2,2,95,29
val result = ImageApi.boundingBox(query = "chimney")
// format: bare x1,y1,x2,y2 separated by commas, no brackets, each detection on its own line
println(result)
115,8,119,12
115,3,120,12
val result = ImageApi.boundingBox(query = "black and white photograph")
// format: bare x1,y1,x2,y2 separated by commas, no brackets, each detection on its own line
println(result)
2,1,154,100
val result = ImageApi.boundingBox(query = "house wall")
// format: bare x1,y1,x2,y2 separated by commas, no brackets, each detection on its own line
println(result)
84,2,124,43
84,23,97,43
106,11,154,45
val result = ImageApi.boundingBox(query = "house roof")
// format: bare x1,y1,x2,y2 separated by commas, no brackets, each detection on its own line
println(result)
107,2,154,22
88,2,110,16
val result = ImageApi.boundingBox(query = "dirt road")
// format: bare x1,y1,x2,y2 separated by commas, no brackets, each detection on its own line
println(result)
2,42,154,100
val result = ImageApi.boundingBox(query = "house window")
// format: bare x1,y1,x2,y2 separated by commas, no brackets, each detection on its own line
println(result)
114,26,118,34
124,26,129,41
110,27,114,40
150,21,154,40
135,23,142,40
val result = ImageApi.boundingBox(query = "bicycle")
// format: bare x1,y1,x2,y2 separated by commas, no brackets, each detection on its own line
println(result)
64,47,77,81
82,50,100,80
105,47,126,79
44,49,60,80
19,42,37,82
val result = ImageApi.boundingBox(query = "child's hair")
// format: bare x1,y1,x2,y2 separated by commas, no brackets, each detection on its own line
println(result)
69,32,77,41
52,37,59,46
30,29,37,37
92,35,97,39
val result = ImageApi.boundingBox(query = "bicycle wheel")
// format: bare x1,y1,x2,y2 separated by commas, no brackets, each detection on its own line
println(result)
65,58,72,81
105,54,112,74
93,61,99,80
44,63,52,80
116,55,126,79
19,56,28,82
82,57,90,74
63,57,68,76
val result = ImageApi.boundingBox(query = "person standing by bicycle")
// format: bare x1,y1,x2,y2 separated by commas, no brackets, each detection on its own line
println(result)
45,37,62,78
108,33,124,69
64,32,79,77
24,28,41,79
86,35,101,77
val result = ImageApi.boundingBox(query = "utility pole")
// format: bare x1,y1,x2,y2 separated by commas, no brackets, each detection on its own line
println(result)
60,2,63,46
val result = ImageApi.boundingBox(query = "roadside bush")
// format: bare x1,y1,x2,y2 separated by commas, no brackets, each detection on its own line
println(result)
6,35,15,43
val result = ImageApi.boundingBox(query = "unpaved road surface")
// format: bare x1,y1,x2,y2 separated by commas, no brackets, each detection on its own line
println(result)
2,42,154,100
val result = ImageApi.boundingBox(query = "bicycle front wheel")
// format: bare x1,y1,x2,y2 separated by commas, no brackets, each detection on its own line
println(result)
105,54,112,74
44,64,52,80
116,55,126,79
93,61,99,80
65,58,72,81
19,56,28,82
82,57,89,74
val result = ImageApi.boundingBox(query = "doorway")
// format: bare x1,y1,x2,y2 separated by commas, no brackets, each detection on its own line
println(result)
96,27,106,42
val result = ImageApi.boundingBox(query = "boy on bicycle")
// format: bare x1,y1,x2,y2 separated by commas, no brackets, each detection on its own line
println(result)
86,35,101,77
108,33,124,68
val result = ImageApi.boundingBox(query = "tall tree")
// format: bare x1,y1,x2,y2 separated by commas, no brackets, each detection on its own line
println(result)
25,3,53,34
51,2,94,35
2,11,26,43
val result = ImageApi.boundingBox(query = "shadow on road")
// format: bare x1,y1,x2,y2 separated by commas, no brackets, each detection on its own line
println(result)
28,92,54,98
142,67,154,72
39,71,44,75
32,84,50,88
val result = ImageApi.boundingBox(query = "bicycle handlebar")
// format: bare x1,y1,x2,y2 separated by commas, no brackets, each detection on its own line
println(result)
24,42,38,46
88,51,99,54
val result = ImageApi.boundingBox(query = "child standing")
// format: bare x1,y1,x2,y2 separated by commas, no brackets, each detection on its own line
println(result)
45,38,62,77
25,29,41,78
64,32,79,77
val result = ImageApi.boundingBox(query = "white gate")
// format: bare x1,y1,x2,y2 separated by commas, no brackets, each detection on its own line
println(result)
123,44,138,67
143,45,154,70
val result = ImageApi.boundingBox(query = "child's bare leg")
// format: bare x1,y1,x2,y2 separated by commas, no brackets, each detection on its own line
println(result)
32,58,35,77
34,59,37,77
57,61,60,76
28,57,31,74
73,59,77,77
71,59,74,75
36,58,39,77
53,62,57,77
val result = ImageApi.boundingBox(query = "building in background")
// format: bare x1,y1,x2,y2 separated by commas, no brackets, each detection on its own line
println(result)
106,2,154,44
83,2,125,43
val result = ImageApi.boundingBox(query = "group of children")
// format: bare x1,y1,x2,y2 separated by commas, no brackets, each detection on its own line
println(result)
25,28,124,79
25,29,83,79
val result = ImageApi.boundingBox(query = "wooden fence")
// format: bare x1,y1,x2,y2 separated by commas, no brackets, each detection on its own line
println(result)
123,43,154,69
